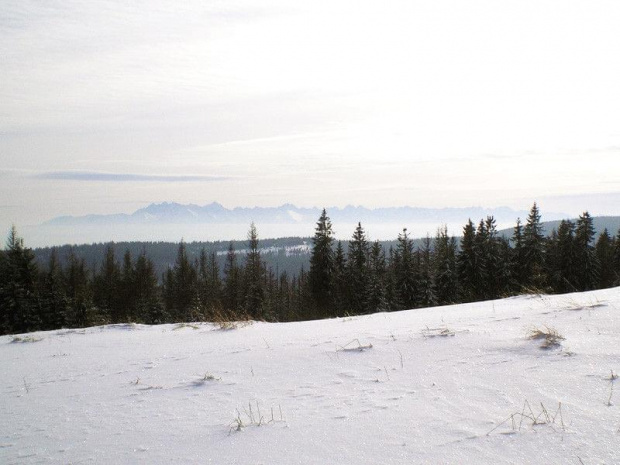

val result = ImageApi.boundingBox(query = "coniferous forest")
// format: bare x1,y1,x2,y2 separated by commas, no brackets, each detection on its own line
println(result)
1,203,620,336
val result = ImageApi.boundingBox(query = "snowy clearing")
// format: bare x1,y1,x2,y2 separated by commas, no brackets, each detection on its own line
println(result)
1,288,620,464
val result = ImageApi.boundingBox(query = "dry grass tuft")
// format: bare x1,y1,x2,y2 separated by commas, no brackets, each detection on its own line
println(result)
210,309,254,330
487,400,565,436
11,335,43,343
422,326,456,338
527,326,565,349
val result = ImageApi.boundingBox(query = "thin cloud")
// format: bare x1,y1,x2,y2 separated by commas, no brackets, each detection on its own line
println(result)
35,171,229,183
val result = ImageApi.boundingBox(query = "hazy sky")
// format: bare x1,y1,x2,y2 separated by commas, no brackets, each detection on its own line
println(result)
2,0,620,234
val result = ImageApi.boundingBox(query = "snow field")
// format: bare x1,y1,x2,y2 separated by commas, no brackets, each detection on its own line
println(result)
1,288,620,464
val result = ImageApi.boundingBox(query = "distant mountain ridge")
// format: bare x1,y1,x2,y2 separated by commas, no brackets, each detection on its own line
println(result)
45,202,538,226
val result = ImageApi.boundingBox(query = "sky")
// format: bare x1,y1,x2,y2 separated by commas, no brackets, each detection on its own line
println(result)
2,0,620,237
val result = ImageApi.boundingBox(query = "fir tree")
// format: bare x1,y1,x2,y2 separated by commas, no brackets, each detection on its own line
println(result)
433,226,459,305
64,249,92,328
457,220,480,302
393,228,418,309
223,242,241,314
522,203,547,290
418,236,437,307
93,245,121,323
243,223,265,319
546,220,578,292
331,241,348,316
347,222,370,314
575,211,599,291
595,229,615,289
367,240,389,313
133,250,164,323
308,209,335,317
164,241,198,321
0,226,41,334
510,218,527,291
614,228,620,285
39,248,68,330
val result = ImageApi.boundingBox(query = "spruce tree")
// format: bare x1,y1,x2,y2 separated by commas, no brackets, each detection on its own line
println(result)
64,249,92,328
510,218,527,291
223,242,240,315
457,220,480,302
308,209,335,317
165,241,198,321
418,236,437,307
547,220,578,292
595,229,615,289
522,203,547,290
575,211,599,291
614,228,620,285
93,245,121,323
393,228,418,309
367,240,389,313
243,223,265,319
0,226,41,334
433,227,459,305
39,248,68,330
346,222,370,314
133,250,164,323
331,241,348,316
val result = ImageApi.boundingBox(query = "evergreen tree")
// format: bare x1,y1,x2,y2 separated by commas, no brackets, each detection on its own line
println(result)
614,228,620,285
93,245,121,323
522,203,547,290
223,242,241,314
510,218,527,291
575,211,599,291
472,219,490,300
546,220,579,292
308,209,335,317
457,220,480,302
243,223,265,319
418,236,437,307
198,249,222,317
433,227,459,305
595,229,615,289
367,240,389,313
481,216,509,299
0,226,41,334
64,249,92,328
392,228,418,309
133,250,164,323
164,241,198,321
331,241,348,316
346,222,370,314
39,248,68,330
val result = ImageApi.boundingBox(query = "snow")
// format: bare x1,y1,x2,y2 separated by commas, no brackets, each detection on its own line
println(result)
2,288,620,464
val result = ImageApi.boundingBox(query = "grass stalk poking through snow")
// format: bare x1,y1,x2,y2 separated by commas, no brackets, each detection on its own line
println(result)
229,401,285,434
486,400,565,436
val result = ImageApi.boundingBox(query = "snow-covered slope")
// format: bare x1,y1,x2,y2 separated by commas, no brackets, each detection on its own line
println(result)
2,289,619,464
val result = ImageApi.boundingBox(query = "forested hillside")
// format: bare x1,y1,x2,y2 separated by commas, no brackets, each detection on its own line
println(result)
2,204,620,335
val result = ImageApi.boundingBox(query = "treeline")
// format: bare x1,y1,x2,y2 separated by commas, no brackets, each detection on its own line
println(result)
32,237,312,284
1,204,620,335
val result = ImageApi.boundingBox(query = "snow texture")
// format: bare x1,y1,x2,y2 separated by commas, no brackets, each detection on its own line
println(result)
1,288,620,464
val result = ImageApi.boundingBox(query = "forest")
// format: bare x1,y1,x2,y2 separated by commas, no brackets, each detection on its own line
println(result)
1,203,619,335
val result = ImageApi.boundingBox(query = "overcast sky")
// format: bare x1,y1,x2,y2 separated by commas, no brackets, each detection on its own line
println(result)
2,0,620,234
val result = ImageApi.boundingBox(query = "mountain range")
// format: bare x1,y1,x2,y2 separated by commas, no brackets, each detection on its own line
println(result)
45,202,541,226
